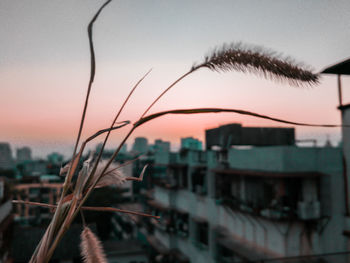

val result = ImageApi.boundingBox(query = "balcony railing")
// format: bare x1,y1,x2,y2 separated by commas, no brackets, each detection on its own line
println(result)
216,196,302,221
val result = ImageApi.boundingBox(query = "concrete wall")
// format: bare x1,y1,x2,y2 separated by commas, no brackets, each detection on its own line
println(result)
151,146,346,262
228,146,342,173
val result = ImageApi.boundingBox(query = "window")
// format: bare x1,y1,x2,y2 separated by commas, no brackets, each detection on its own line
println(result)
191,168,207,195
194,220,209,248
175,212,189,237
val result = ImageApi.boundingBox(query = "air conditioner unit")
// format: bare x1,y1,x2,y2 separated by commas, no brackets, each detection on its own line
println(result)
196,185,202,195
298,201,320,220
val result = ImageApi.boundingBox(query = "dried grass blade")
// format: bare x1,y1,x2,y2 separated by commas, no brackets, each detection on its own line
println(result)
12,200,160,219
135,108,346,128
126,164,149,182
85,121,130,143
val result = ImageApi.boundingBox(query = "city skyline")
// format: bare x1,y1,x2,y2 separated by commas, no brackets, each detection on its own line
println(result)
1,0,349,158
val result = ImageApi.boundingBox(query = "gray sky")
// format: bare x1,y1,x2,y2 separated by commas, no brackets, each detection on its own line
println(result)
1,0,350,158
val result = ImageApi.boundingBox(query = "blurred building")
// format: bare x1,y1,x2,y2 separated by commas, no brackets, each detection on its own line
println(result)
0,177,14,263
0,143,14,170
132,137,149,154
153,139,171,165
17,159,47,177
16,147,32,163
181,137,202,151
47,152,64,165
132,119,350,263
14,176,62,225
205,124,295,150
142,145,346,263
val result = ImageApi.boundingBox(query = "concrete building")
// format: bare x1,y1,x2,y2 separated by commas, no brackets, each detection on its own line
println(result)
14,178,62,224
0,177,14,262
132,137,149,154
142,143,347,262
16,147,32,163
205,124,295,150
47,152,63,165
17,159,47,177
153,139,171,165
322,57,350,258
0,143,13,170
181,137,203,151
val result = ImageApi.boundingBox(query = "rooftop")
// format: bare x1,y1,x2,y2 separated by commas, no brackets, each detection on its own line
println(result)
321,57,350,75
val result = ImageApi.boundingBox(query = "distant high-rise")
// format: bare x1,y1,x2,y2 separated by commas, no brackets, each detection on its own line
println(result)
154,139,170,152
120,144,128,154
0,143,13,169
181,137,203,151
153,139,171,164
16,147,32,162
47,152,64,165
132,137,148,153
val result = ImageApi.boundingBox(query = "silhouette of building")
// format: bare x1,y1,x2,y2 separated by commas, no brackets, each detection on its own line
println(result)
205,124,295,150
0,177,14,262
17,159,47,177
47,152,63,165
181,137,202,151
0,143,13,170
16,147,32,163
132,137,149,154
153,139,171,165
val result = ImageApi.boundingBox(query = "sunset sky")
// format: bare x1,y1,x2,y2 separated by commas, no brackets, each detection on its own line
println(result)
1,0,350,158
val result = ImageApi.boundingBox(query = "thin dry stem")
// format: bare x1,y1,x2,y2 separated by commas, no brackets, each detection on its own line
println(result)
12,200,160,219
126,164,149,181
135,107,346,128
141,43,319,118
86,69,152,194
36,2,114,262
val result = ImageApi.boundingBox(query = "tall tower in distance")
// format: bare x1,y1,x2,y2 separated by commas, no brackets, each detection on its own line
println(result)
16,147,32,163
132,137,149,154
0,143,14,169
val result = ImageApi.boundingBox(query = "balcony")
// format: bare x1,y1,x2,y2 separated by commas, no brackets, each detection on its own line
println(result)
147,200,189,238
154,164,188,191
298,201,320,220
214,169,322,221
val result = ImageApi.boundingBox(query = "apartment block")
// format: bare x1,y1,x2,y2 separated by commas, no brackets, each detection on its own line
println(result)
142,145,346,263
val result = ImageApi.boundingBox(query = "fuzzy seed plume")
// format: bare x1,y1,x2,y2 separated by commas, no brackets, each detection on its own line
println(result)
80,226,107,263
193,43,319,86
92,160,126,188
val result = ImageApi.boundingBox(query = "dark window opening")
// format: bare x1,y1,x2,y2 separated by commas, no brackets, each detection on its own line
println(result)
195,221,208,247
191,168,207,195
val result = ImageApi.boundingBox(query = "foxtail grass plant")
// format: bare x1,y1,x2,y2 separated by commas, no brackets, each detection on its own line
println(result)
12,1,347,262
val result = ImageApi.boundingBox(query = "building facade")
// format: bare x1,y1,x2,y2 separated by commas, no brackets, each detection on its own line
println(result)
16,147,32,163
0,143,13,170
142,144,346,263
